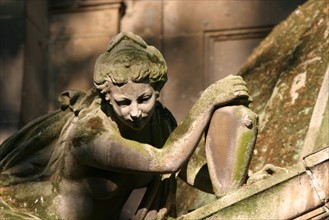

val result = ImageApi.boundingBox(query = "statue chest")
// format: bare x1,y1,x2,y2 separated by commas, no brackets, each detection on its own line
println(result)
84,168,155,200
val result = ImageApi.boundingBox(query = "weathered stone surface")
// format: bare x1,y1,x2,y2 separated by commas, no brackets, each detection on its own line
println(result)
205,106,257,197
0,33,257,219
239,0,329,172
177,0,329,217
0,181,56,220
166,1,307,215
178,147,329,219
301,67,329,157
0,0,320,217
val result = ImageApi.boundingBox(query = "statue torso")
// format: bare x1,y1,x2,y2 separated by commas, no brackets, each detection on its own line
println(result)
52,100,176,219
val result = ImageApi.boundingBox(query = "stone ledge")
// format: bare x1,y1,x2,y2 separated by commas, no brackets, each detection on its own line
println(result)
177,147,329,219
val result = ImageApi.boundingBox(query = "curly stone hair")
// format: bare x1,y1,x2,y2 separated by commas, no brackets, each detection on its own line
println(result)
93,32,168,93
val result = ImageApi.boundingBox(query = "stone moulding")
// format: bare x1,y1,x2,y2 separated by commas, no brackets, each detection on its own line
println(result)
177,147,329,220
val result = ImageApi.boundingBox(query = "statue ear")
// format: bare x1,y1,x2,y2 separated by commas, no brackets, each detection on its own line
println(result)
155,91,160,101
105,93,112,104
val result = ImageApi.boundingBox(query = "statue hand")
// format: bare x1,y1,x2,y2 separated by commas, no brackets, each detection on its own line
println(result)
202,75,251,108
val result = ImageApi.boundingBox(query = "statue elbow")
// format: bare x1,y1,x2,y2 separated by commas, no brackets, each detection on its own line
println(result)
159,159,181,173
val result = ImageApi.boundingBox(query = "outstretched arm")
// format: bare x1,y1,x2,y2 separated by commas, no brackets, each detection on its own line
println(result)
69,75,251,174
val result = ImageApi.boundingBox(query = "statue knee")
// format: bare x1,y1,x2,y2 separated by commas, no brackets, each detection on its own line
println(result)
205,105,258,197
208,105,258,148
212,105,258,130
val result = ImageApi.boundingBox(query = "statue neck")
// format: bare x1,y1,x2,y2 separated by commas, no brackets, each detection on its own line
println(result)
105,102,154,145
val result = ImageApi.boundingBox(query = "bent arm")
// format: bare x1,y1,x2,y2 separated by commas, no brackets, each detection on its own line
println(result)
69,105,211,174
150,75,251,172
70,75,250,173
178,137,214,193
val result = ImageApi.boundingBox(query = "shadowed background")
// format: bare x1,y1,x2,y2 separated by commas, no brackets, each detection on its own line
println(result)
0,0,305,143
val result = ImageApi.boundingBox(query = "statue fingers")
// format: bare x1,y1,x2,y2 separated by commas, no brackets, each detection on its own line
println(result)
233,90,249,99
232,84,249,94
213,75,242,86
232,77,247,86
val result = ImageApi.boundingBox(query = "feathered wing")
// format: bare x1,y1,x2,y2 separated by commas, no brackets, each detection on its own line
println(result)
0,89,96,186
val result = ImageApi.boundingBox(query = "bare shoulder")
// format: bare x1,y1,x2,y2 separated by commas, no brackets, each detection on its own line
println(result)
66,100,117,146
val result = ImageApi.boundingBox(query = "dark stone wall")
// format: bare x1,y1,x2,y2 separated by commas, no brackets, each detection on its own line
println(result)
0,0,25,142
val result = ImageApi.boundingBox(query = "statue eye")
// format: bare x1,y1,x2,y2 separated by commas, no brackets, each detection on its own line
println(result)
138,94,152,104
115,99,131,106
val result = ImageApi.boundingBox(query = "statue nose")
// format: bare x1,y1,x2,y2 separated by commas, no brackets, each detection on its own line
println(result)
130,103,142,119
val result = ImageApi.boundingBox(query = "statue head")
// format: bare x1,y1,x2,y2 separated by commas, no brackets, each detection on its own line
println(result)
93,32,168,93
93,32,168,130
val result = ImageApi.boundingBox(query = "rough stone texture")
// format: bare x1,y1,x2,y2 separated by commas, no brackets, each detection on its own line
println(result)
178,147,329,219
120,2,306,214
0,0,321,218
0,181,56,220
239,0,329,172
176,0,329,218
301,67,329,157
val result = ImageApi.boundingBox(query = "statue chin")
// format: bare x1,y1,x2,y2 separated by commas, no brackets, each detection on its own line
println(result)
119,116,151,131
125,119,148,130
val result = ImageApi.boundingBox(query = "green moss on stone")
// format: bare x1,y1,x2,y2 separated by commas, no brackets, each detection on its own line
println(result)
233,131,253,183
0,182,58,220
207,183,286,219
240,0,329,172
314,98,329,150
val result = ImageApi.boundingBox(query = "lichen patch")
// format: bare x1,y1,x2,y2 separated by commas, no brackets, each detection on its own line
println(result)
290,71,306,105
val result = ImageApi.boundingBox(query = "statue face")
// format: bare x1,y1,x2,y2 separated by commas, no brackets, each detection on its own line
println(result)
107,81,159,130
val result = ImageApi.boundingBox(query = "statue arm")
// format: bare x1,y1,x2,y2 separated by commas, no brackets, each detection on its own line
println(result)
70,75,250,174
178,142,214,193
150,75,251,173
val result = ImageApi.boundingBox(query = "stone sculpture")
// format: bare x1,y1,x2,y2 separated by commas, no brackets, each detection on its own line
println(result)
0,32,258,219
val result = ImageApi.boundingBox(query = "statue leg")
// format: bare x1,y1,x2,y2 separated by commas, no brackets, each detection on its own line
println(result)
205,105,258,197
